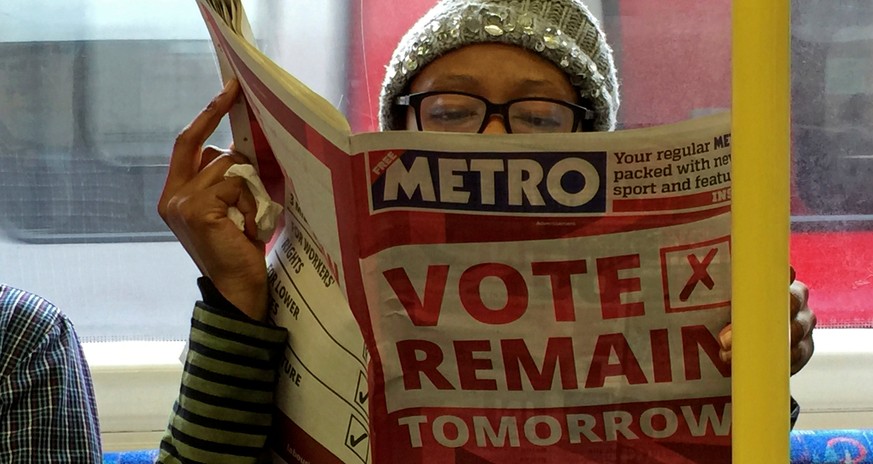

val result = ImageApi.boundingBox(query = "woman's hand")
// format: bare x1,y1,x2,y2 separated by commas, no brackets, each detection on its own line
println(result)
157,79,270,321
717,267,816,375
788,269,816,374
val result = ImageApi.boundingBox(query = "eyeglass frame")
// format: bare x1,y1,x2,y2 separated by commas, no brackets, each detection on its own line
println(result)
394,91,596,134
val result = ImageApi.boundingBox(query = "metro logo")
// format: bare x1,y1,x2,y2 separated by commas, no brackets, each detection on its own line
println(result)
370,150,607,213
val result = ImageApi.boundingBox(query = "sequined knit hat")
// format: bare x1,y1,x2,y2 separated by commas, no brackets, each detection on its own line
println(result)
379,0,620,132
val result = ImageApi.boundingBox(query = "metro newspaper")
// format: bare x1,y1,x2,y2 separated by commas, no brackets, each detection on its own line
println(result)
198,1,734,463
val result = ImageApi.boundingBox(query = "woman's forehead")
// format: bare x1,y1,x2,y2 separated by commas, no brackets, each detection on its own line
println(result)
408,43,576,99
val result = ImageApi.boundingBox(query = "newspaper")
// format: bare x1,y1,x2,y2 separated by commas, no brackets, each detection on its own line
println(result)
197,1,733,463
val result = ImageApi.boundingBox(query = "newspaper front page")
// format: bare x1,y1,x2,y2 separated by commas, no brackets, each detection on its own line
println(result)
197,2,733,463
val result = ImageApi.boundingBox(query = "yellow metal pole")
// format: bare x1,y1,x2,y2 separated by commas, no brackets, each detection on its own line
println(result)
732,0,791,462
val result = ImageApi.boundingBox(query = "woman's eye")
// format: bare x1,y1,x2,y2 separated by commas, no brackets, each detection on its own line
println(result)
429,108,475,121
513,112,562,128
427,107,479,122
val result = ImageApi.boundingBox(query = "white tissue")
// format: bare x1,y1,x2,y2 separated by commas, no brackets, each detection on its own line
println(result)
224,164,283,242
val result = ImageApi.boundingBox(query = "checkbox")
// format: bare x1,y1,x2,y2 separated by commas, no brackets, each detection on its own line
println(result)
345,414,370,463
660,236,731,313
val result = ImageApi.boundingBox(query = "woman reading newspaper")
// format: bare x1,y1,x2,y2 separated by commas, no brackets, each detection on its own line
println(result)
156,0,815,462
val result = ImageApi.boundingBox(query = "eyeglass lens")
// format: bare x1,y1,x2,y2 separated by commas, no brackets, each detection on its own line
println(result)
418,94,576,133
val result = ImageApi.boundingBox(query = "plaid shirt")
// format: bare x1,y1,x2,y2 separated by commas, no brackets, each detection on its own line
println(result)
0,284,101,463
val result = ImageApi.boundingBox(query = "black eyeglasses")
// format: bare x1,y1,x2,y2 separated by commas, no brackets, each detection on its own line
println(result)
395,91,595,134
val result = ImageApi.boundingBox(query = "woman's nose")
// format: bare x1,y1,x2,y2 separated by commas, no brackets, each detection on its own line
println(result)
481,115,509,134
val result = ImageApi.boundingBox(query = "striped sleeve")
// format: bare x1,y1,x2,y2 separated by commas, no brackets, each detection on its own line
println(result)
158,301,287,464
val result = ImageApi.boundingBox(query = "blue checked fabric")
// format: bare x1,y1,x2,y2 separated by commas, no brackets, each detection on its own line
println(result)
0,284,101,463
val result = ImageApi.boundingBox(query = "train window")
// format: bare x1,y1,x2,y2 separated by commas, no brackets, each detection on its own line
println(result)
0,39,227,242
793,2,873,218
0,1,348,341
790,0,873,328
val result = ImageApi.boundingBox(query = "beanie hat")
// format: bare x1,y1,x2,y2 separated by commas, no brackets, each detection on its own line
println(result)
379,0,620,132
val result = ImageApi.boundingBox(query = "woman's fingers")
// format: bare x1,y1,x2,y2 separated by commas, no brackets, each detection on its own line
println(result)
161,79,240,210
789,280,813,349
180,150,252,195
718,324,732,364
791,338,815,375
209,176,261,241
200,145,231,171
156,80,270,320
789,279,816,374
789,280,810,319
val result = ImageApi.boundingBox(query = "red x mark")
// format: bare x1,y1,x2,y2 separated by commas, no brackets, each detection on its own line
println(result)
679,248,719,301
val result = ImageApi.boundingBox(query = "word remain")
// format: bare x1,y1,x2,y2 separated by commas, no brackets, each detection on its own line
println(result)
396,327,730,392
